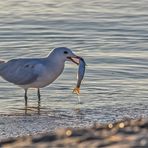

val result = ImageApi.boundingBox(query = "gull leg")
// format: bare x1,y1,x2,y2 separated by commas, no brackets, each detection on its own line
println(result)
37,88,41,102
24,89,28,107
37,88,41,115
24,89,28,115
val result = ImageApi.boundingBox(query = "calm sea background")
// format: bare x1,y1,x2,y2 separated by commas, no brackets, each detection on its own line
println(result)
0,0,148,123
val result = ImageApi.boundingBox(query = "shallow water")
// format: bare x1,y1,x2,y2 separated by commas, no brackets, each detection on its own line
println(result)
0,0,148,123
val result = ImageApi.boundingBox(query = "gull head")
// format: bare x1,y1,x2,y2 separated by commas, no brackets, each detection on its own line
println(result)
50,47,79,64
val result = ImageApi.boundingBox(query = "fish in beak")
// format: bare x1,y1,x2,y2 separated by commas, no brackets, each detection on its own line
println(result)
73,57,86,95
67,56,80,65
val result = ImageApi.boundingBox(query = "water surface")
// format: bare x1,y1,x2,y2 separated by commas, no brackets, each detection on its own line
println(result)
0,0,148,123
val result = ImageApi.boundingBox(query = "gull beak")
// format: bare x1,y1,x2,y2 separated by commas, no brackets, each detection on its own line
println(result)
67,56,80,65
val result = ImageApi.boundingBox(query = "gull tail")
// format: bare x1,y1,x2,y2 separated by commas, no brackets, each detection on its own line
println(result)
73,87,80,95
0,60,5,74
0,60,5,64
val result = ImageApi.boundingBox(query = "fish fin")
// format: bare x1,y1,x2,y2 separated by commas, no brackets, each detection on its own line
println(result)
73,87,80,95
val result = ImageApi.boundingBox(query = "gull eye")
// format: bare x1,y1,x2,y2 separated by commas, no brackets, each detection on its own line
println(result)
64,51,68,54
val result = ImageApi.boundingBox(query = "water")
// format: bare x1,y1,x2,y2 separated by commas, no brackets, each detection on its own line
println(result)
0,0,148,123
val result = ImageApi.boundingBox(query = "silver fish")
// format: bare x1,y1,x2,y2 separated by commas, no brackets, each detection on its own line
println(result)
73,57,86,95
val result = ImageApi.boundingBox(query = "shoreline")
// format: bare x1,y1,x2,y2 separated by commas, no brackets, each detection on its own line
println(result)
0,117,148,147
0,113,92,141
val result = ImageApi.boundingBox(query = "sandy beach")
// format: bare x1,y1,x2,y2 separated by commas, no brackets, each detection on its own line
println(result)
0,117,147,147
0,111,92,141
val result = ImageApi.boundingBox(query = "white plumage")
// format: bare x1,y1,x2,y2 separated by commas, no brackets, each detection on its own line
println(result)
0,47,79,106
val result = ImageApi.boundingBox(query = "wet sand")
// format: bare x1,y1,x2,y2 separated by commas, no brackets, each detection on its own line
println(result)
0,109,92,141
0,116,88,141
0,117,148,147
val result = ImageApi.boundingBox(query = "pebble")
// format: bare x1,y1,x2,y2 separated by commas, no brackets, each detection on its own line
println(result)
0,118,148,148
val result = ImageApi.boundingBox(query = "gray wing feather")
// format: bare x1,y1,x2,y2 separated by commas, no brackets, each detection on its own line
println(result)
0,59,43,85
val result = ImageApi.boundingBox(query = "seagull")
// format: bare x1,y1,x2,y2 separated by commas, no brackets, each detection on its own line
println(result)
0,47,80,106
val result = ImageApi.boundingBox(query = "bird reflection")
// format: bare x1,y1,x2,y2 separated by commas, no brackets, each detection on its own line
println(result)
24,95,41,115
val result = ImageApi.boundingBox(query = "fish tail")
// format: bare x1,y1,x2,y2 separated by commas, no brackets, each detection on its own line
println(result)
73,87,80,95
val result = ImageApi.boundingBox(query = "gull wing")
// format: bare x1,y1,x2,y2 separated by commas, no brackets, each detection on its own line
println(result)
0,58,45,85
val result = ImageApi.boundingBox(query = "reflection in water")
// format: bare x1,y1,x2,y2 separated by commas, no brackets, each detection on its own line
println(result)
77,95,81,104
24,99,41,115
37,99,41,115
11,99,86,124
